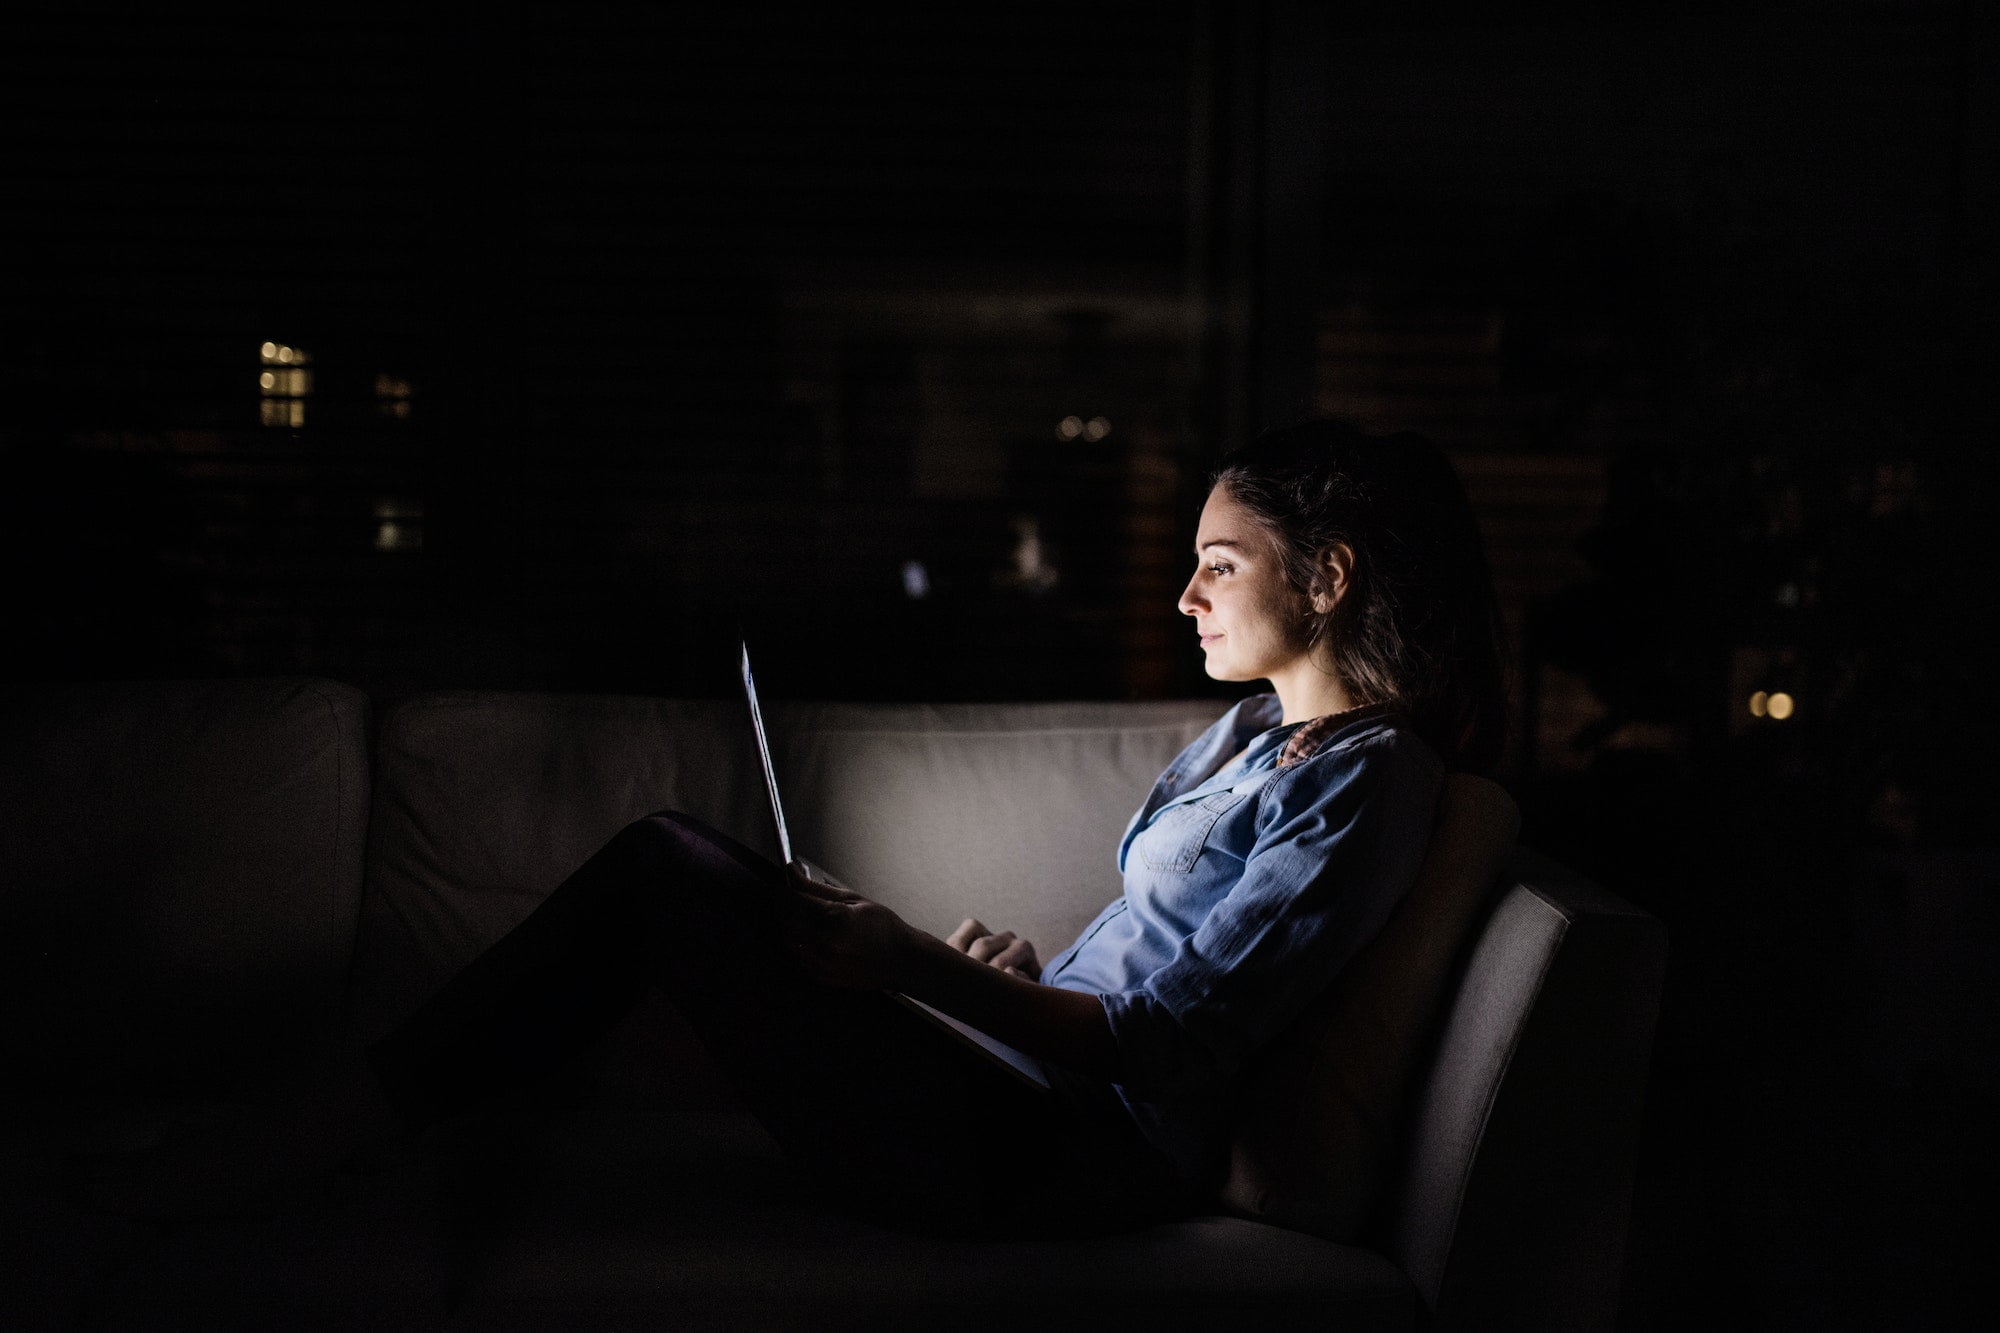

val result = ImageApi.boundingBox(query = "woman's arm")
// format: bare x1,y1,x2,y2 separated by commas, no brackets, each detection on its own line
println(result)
783,867,1120,1080
901,930,1118,1078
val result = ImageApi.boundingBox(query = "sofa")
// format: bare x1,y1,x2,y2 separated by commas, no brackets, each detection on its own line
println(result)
1,677,1664,1331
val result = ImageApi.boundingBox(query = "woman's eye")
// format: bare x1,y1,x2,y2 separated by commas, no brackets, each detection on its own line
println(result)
1207,562,1233,576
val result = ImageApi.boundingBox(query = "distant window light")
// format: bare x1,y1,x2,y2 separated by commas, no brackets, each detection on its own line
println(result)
373,497,423,553
901,559,931,599
374,373,413,421
259,342,312,427
1056,414,1111,443
1747,689,1796,721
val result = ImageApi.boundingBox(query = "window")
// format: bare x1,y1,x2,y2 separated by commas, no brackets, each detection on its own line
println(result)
372,497,423,553
259,341,312,427
374,373,413,421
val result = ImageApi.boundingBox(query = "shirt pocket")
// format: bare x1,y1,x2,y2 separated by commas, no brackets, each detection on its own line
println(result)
1137,788,1252,873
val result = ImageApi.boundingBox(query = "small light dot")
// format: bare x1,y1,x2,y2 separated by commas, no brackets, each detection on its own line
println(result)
1083,416,1110,441
260,341,278,360
277,346,294,364
1057,416,1083,441
259,371,276,390
1767,692,1795,720
1749,691,1768,718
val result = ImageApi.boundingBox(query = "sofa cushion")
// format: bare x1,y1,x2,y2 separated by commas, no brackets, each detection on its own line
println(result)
1220,773,1520,1240
349,693,1227,1043
348,692,774,1041
451,1106,1417,1331
774,700,1228,959
0,678,370,1091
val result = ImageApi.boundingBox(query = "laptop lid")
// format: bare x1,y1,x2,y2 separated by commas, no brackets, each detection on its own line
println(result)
740,640,793,866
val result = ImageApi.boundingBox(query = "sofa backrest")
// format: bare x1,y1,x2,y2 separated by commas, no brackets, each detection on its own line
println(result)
1382,849,1666,1330
773,700,1228,949
349,691,1226,1041
0,678,370,1090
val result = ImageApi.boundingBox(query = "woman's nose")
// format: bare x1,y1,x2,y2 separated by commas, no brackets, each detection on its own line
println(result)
1177,574,1205,617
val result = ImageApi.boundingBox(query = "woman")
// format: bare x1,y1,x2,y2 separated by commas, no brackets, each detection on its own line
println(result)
107,419,1504,1238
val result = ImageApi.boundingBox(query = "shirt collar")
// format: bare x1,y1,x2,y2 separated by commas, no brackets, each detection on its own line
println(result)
1275,701,1395,767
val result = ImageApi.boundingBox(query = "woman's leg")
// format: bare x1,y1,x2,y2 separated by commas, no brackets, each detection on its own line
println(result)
369,812,1185,1235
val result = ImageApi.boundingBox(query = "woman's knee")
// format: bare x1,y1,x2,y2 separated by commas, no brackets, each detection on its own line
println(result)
623,809,714,847
603,811,777,890
602,810,713,856
637,810,758,861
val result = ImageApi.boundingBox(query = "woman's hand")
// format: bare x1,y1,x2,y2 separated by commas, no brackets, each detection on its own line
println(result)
945,918,1042,981
781,863,918,990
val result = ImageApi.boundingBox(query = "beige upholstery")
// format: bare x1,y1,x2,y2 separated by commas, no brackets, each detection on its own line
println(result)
348,692,774,1041
1222,773,1522,1238
774,700,1227,953
1387,854,1664,1328
349,692,1226,1041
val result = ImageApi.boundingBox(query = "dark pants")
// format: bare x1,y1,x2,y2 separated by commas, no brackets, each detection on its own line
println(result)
368,812,1186,1237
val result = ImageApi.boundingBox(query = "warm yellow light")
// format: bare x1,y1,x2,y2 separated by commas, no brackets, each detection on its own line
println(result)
1767,692,1795,720
259,371,276,390
277,346,294,364
1083,416,1111,441
1749,691,1768,718
1057,415,1083,440
373,499,423,552
261,341,278,360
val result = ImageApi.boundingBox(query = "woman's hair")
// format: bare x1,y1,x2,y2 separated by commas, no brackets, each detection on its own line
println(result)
1212,419,1507,772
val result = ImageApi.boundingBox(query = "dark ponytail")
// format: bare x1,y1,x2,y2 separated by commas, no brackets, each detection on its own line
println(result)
1212,419,1507,772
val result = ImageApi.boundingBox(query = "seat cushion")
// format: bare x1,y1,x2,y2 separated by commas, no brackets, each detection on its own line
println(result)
0,678,369,1090
1220,773,1520,1239
451,1106,1418,1331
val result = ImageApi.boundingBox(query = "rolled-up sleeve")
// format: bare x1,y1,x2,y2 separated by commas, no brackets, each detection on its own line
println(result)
1099,732,1441,1098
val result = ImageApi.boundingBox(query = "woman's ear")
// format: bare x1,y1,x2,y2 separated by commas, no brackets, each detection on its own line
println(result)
1311,542,1355,614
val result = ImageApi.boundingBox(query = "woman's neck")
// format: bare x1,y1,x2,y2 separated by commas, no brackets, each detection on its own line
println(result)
1266,659,1357,726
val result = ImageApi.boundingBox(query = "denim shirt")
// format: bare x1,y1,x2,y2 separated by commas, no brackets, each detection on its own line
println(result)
1041,693,1443,1184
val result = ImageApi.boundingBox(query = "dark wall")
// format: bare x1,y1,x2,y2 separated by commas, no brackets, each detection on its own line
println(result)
6,0,1201,700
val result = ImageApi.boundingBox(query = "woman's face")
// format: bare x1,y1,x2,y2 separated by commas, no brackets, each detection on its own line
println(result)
1178,487,1316,685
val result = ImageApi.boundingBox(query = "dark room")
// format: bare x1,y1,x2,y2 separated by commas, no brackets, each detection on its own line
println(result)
3,1,1992,1328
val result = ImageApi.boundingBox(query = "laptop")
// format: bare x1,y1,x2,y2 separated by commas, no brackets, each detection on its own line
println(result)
739,641,1049,1091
